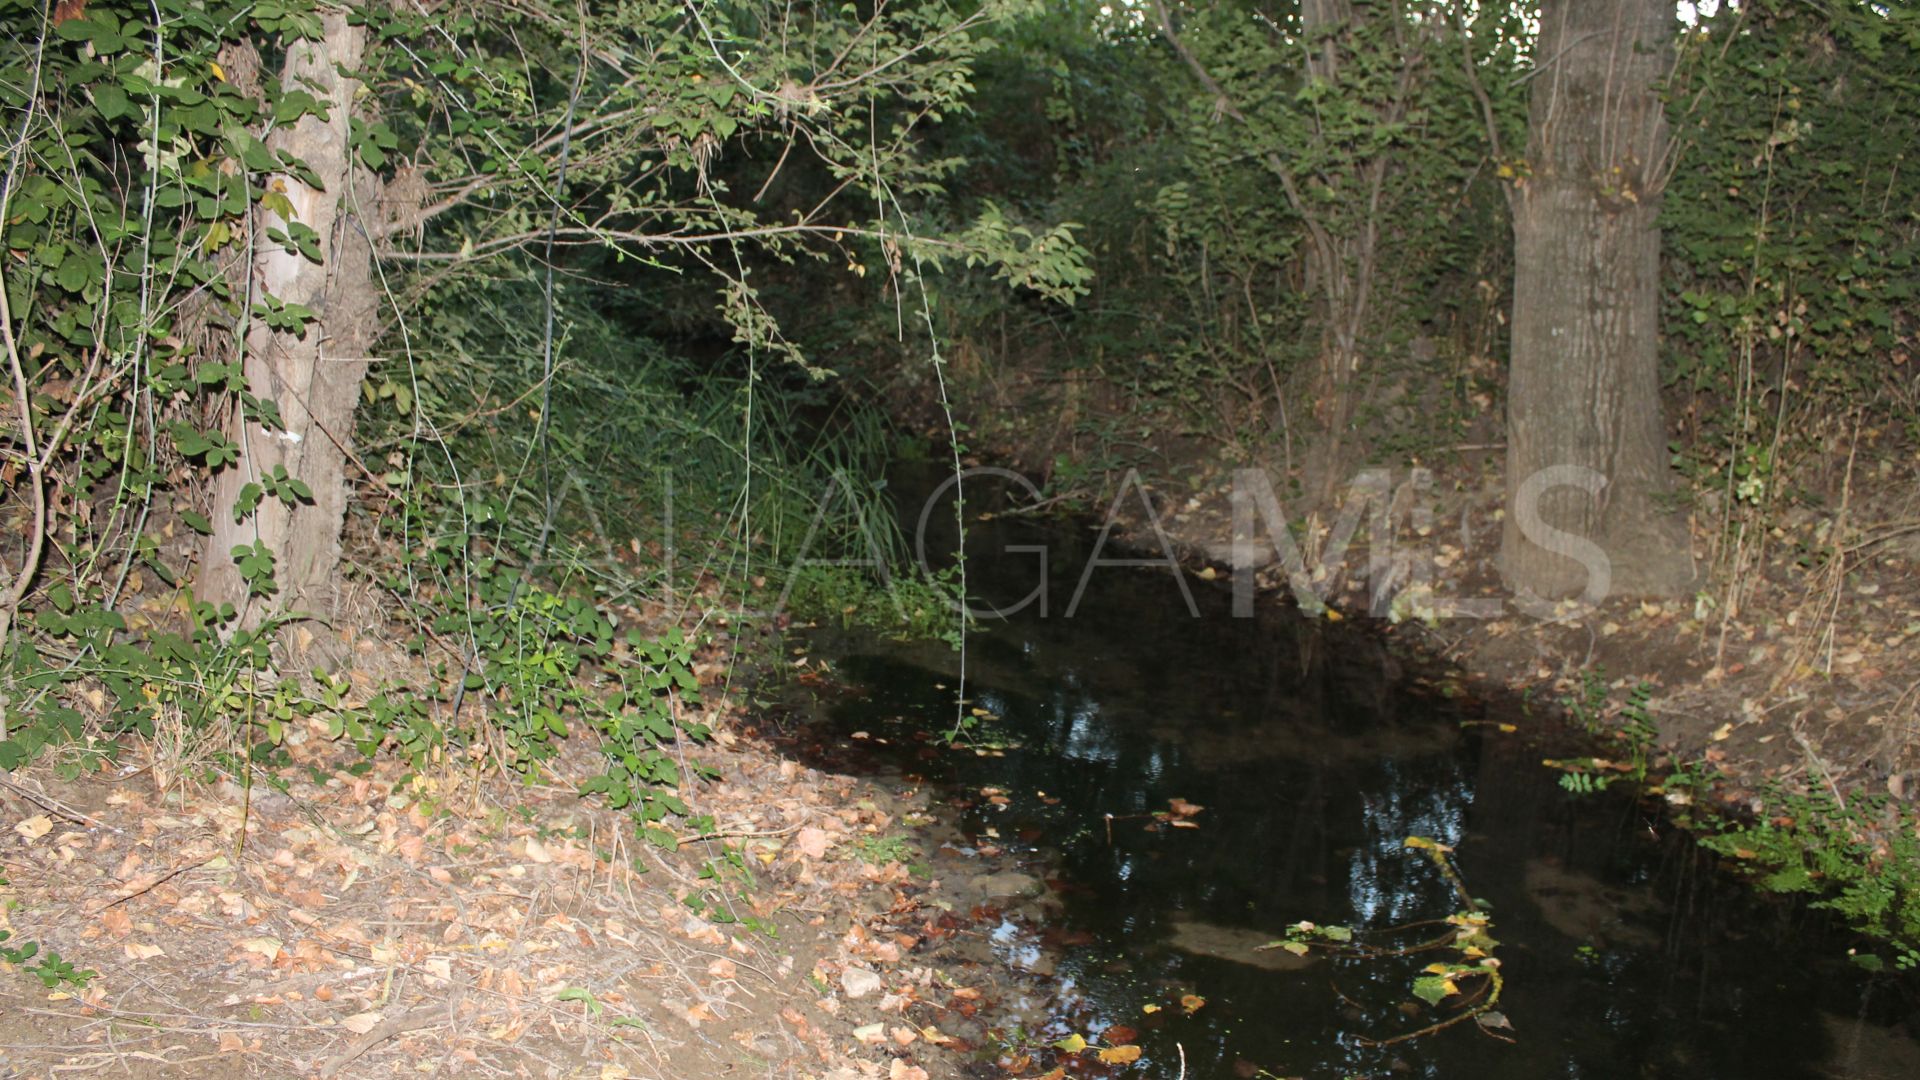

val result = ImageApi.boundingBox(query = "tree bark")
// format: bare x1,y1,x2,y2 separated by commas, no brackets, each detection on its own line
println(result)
201,14,381,630
1501,0,1694,602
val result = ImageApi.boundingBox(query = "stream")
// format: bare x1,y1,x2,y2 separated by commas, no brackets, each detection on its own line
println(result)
790,470,1918,1079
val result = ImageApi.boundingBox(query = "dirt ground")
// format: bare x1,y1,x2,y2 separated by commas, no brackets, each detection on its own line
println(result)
0,663,1070,1080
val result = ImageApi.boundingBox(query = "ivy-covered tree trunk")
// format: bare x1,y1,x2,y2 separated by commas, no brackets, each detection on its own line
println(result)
1500,0,1694,601
201,14,380,628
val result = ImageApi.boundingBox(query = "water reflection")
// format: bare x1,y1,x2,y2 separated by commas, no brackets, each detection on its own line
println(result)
802,474,1913,1079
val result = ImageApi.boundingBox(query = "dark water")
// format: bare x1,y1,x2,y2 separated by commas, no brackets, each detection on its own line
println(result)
800,473,1917,1079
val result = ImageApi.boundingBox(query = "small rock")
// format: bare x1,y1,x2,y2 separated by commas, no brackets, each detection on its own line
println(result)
969,871,1044,902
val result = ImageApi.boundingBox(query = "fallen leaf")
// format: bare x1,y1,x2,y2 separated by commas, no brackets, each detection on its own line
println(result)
794,827,831,859
1098,1045,1143,1065
1476,1010,1515,1032
1052,1033,1088,1053
14,815,53,842
841,966,882,998
341,1011,382,1035
1180,993,1206,1014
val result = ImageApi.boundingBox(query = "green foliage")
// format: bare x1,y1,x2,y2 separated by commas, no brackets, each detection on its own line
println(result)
1663,1,1920,514
0,931,98,990
1265,836,1506,1042
1554,675,1660,790
847,833,920,867
2,0,1014,796
1699,787,1920,969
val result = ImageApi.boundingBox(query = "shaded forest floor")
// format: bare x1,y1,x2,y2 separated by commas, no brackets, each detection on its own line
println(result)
0,631,1064,1080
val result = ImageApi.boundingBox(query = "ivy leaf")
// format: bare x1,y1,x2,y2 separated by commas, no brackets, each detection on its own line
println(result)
94,83,132,120
272,89,326,124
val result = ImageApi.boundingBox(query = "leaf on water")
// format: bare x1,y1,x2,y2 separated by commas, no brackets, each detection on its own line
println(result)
1051,1033,1087,1053
1180,993,1206,1014
1097,1044,1143,1065
1322,925,1353,942
1475,1010,1515,1032
1411,975,1457,1005
1140,1003,1161,1014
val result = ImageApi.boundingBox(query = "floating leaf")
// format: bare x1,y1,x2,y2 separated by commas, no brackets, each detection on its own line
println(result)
1179,993,1206,1014
1097,1044,1143,1065
1476,1010,1515,1032
1411,974,1457,1005
1051,1033,1087,1053
1166,797,1204,818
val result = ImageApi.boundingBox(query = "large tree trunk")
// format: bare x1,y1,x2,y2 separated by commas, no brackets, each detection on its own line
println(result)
202,14,380,631
1501,0,1694,602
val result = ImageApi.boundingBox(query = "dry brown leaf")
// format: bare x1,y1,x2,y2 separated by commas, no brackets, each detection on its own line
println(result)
14,815,53,842
794,827,831,859
340,1011,383,1035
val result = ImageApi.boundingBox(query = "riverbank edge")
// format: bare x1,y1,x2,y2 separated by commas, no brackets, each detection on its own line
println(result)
940,455,1920,971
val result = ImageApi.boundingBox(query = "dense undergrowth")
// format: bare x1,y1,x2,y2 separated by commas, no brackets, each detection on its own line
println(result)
0,5,998,998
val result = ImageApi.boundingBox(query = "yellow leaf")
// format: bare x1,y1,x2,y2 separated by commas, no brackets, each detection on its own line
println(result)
209,61,226,83
1180,993,1206,1015
1324,608,1343,622
1140,1003,1161,1014
1051,1033,1087,1053
1098,1044,1143,1065
14,815,53,842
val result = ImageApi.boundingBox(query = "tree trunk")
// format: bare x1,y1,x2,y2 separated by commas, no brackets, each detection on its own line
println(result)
201,13,380,631
1501,0,1694,602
